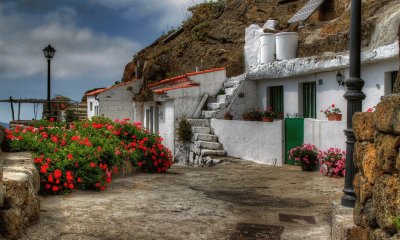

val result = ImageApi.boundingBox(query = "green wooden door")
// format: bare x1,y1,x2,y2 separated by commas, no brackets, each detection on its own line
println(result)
303,82,316,118
269,86,284,115
285,118,304,165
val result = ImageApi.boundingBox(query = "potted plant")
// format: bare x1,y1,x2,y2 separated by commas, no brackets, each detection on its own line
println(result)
289,144,319,171
321,104,342,121
243,109,261,121
261,106,275,122
224,111,233,120
318,148,346,177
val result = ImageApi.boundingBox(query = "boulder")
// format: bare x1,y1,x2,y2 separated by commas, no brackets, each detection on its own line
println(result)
354,142,381,184
373,174,400,234
375,133,400,173
374,94,400,134
353,112,376,142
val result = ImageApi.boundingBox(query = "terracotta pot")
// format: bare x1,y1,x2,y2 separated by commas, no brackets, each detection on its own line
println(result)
261,117,273,122
301,165,314,171
328,114,342,121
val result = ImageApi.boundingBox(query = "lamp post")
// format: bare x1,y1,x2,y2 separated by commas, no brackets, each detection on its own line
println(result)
341,0,365,208
43,44,56,119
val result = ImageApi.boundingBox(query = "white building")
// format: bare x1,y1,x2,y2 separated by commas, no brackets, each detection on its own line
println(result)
142,68,227,155
86,79,142,121
205,25,399,166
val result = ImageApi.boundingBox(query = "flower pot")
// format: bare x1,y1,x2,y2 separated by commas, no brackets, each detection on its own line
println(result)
224,115,233,120
261,117,273,122
301,165,314,171
328,114,342,121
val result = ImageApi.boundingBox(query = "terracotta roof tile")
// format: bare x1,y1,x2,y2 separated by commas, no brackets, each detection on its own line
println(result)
153,83,200,94
147,68,225,88
85,78,140,96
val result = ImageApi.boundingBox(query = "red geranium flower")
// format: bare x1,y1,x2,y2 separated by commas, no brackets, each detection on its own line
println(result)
52,186,59,192
54,169,62,179
67,154,73,160
90,162,96,168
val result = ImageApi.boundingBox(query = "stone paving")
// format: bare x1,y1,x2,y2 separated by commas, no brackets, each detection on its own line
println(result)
15,158,343,240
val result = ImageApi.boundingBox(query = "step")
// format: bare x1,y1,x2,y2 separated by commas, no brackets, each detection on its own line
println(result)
192,127,211,134
207,102,227,110
201,149,227,156
190,144,200,155
187,119,210,127
194,133,218,142
195,141,222,150
202,110,219,119
224,80,240,88
225,87,237,96
217,94,227,103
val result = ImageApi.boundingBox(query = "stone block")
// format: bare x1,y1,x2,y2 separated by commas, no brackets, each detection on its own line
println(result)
375,133,400,173
370,228,393,240
195,141,222,150
374,94,400,134
192,127,211,134
354,142,381,184
353,200,363,226
353,112,376,142
348,226,369,240
373,174,400,234
353,172,373,204
361,199,378,229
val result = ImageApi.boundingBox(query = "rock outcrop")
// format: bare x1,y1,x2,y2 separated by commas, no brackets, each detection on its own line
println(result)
123,0,399,85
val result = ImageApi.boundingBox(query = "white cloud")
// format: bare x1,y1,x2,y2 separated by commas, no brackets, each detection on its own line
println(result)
0,4,140,81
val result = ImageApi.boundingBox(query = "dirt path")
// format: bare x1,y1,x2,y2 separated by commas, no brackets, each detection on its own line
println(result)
20,159,343,240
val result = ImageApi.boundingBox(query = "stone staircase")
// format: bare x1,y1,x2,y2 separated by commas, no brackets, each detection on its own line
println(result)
187,119,226,167
201,74,246,119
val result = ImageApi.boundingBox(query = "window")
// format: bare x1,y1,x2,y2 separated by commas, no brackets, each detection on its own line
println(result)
90,102,93,112
269,86,284,116
385,71,398,95
303,82,316,118
391,71,398,94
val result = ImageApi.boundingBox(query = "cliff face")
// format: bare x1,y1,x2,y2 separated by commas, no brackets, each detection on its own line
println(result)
123,0,399,83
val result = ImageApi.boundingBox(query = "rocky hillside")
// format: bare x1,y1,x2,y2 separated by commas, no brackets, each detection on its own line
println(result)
123,0,400,83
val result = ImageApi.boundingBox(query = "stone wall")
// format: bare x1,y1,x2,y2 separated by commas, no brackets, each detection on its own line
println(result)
352,94,400,239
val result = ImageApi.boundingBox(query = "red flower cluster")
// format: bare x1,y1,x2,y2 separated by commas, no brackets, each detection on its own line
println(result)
7,117,174,194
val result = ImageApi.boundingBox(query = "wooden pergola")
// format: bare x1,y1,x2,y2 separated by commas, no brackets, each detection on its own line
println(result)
0,97,79,121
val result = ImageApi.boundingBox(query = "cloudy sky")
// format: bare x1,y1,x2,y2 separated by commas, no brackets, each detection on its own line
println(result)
0,0,203,123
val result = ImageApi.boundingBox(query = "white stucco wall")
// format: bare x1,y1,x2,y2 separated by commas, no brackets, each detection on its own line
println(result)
189,70,226,96
303,119,347,151
163,87,202,119
211,119,283,166
253,58,398,120
227,80,259,119
98,82,138,121
87,96,99,119
157,101,175,155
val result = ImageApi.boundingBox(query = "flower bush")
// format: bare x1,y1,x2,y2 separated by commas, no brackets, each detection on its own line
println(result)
318,148,346,177
288,144,318,169
5,117,173,194
321,104,341,117
262,106,275,118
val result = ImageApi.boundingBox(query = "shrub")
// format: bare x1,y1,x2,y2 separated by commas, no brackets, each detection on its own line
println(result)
177,117,192,142
289,144,319,169
5,117,173,194
394,216,400,230
191,21,210,41
318,148,346,177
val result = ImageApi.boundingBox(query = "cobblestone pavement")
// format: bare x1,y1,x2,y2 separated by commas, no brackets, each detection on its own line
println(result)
20,158,343,240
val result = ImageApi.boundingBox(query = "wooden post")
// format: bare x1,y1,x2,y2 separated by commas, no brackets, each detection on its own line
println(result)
18,102,21,120
9,96,15,121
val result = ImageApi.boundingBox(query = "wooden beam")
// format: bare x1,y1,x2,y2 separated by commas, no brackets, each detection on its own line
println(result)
9,96,15,121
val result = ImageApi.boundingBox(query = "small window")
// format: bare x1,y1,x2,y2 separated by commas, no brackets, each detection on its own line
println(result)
90,102,93,111
268,86,284,117
303,82,316,118
391,71,398,94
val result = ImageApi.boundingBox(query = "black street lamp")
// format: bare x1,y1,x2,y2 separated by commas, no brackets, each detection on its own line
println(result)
43,44,56,119
341,0,365,208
